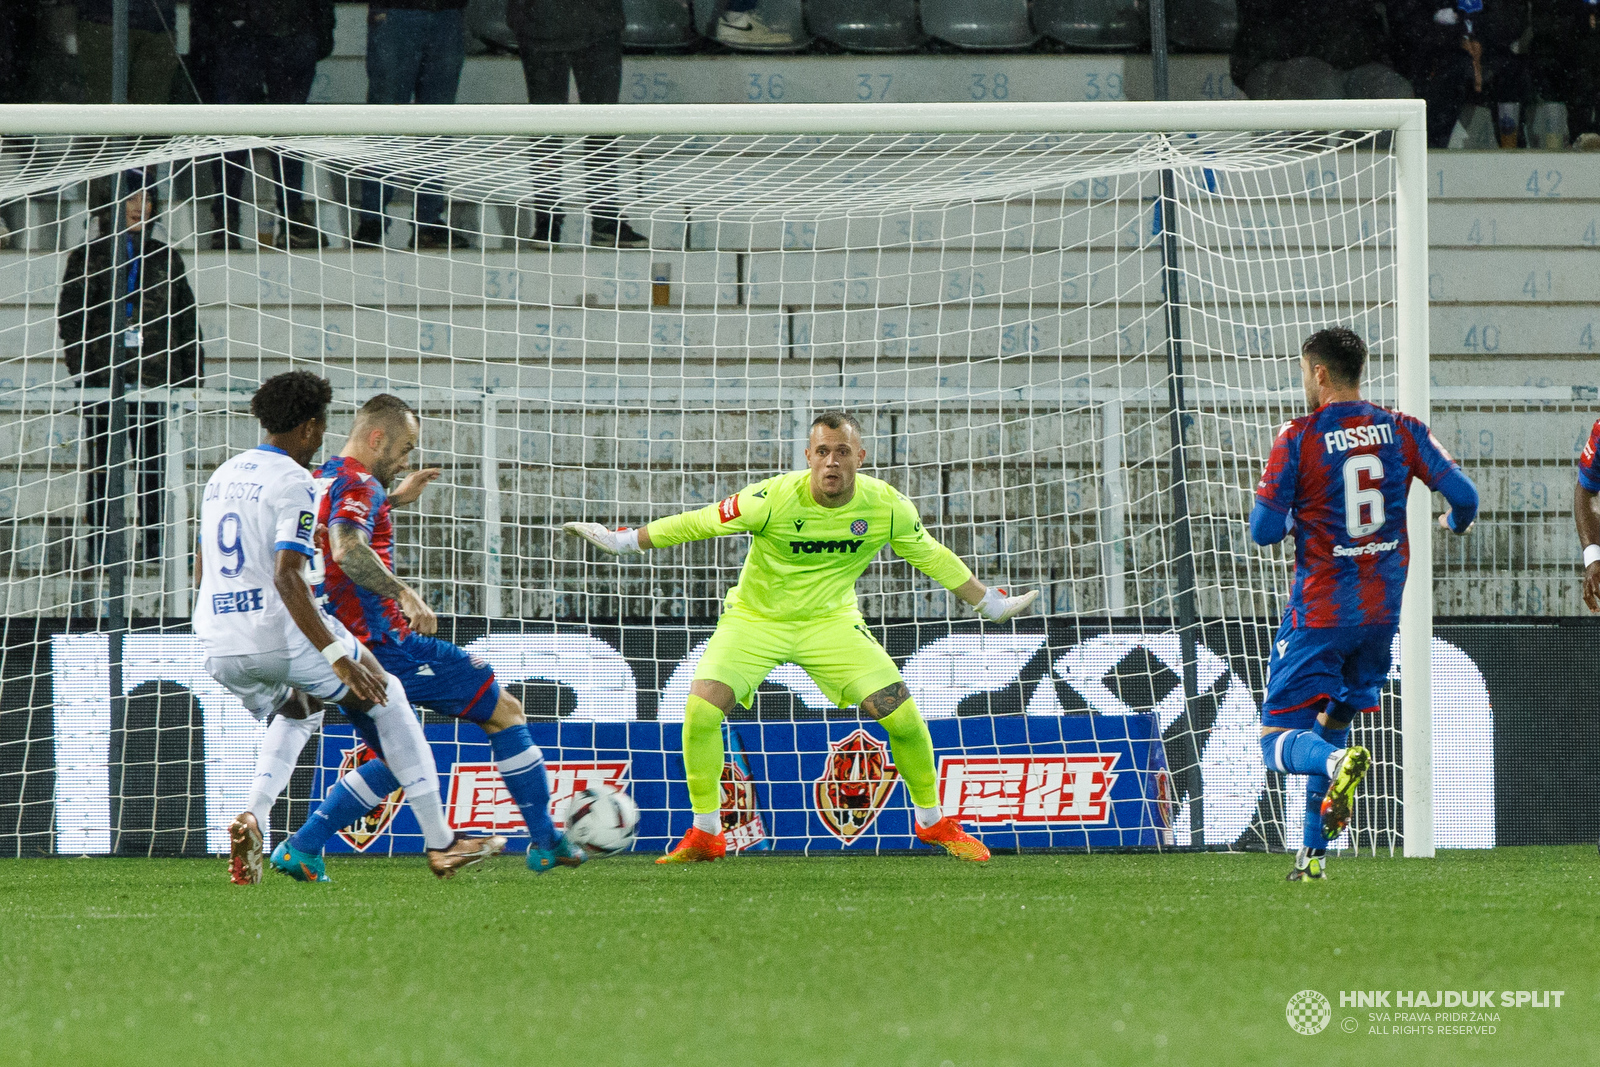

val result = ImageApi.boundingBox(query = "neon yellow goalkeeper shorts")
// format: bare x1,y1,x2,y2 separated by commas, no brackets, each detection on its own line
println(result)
693,607,903,711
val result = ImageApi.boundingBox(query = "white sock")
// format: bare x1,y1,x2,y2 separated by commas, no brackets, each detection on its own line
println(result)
1326,749,1346,780
367,675,453,850
722,12,752,28
693,811,720,835
914,804,942,829
247,711,322,836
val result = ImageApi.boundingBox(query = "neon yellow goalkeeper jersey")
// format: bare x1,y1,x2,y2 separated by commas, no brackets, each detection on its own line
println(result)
644,470,973,621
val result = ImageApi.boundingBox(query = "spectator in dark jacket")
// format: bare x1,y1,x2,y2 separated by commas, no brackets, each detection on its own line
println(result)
1531,0,1600,150
75,0,181,104
58,178,204,562
508,0,648,249
1391,0,1527,148
353,0,469,251
0,0,40,105
196,0,338,250
1232,0,1413,100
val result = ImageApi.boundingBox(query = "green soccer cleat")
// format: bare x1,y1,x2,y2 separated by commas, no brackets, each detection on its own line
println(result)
1320,745,1371,841
528,833,588,874
270,840,329,883
1286,847,1327,883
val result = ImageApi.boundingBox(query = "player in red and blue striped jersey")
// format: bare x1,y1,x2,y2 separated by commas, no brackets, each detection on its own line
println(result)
1571,421,1600,611
1251,327,1478,882
271,394,585,878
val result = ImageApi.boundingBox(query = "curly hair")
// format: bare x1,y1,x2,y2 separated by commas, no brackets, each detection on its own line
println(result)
251,371,333,435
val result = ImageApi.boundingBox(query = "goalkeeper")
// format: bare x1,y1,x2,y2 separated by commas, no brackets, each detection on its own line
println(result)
566,411,1037,864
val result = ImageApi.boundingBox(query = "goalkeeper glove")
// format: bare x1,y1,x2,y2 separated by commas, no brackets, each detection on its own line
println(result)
974,587,1039,624
564,522,643,555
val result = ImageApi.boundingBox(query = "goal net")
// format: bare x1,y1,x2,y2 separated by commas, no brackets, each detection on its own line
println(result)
0,102,1438,860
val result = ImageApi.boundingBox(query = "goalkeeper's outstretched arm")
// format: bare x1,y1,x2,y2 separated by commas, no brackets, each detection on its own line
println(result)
883,493,1038,624
564,480,772,556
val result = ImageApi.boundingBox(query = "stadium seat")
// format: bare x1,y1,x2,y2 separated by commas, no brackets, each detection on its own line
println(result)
623,0,699,50
1166,0,1237,51
806,0,926,53
920,0,1039,51
1033,0,1149,51
464,0,518,52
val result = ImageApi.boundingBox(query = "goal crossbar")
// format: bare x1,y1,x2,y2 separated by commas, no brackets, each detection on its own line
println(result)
0,100,1427,137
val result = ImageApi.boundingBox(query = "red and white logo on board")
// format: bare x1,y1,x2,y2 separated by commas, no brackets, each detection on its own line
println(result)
813,729,899,843
937,755,1120,825
717,494,741,523
447,760,629,833
333,743,404,852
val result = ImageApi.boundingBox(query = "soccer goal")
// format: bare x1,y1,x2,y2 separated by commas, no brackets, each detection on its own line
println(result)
0,100,1440,860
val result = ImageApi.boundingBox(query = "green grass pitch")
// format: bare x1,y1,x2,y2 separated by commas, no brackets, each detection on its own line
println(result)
0,847,1592,1067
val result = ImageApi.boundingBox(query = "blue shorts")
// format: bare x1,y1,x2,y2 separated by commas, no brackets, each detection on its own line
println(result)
1261,618,1395,729
371,634,500,724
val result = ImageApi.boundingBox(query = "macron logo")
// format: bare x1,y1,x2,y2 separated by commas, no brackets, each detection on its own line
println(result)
415,665,435,676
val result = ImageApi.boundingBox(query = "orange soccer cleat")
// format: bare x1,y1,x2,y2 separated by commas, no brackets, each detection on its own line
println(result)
656,826,727,864
915,817,991,862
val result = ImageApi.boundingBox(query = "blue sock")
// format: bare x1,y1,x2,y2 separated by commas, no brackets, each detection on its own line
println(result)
288,758,401,855
1303,772,1329,849
490,724,557,850
1260,729,1339,777
1305,719,1351,847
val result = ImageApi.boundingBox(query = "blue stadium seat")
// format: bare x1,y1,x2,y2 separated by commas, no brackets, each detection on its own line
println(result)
1033,0,1149,51
806,0,926,53
623,0,699,50
921,0,1039,50
1166,0,1237,51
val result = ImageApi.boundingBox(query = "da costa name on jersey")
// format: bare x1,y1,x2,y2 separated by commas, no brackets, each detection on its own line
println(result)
203,479,267,503
1321,423,1395,454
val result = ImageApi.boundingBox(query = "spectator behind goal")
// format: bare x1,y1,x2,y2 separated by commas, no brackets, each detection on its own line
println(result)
195,0,338,250
353,0,470,252
1531,0,1600,151
508,0,649,249
57,175,204,564
1232,0,1413,101
74,0,181,104
1390,0,1528,148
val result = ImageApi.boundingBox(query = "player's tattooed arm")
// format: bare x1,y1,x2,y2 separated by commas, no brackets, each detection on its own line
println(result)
860,681,912,720
329,523,439,634
1576,484,1600,612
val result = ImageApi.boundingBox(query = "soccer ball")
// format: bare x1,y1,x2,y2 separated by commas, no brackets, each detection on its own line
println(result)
562,783,640,857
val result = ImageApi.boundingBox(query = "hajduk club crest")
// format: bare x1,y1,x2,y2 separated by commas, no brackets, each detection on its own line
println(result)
812,728,899,843
334,742,404,851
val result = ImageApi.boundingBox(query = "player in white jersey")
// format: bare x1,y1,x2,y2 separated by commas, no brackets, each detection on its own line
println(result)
194,372,504,883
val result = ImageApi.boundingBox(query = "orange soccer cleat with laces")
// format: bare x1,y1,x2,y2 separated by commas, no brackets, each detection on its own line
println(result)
915,817,991,862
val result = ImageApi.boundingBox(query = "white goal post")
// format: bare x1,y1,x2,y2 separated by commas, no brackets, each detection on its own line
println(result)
0,100,1438,858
